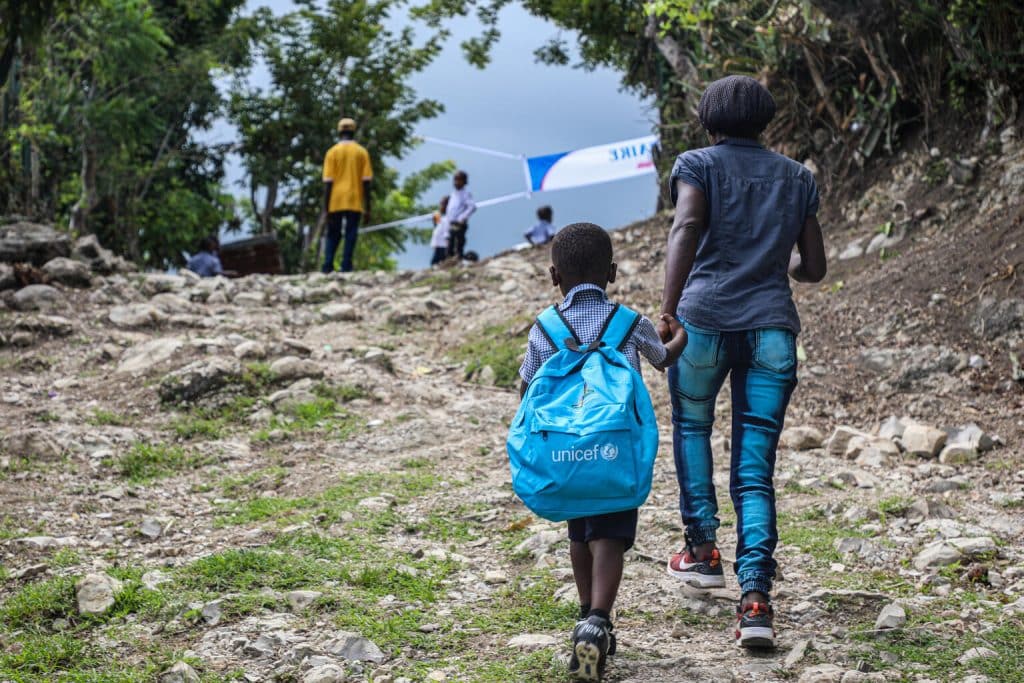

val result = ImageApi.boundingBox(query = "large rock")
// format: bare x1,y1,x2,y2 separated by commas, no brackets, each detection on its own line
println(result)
900,423,946,458
117,338,184,374
11,284,61,311
0,262,15,290
913,542,962,570
158,357,241,403
1,428,63,460
323,632,386,664
109,303,167,328
825,426,870,457
874,602,906,630
42,257,92,287
72,234,132,274
270,356,325,381
321,303,360,322
303,665,347,683
972,296,1024,339
0,221,70,265
158,661,201,683
780,426,825,451
506,633,558,651
76,573,122,615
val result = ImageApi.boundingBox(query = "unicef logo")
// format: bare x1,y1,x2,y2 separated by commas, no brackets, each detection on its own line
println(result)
600,443,619,461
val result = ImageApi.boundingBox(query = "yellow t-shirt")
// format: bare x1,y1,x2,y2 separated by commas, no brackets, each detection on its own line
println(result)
322,141,373,213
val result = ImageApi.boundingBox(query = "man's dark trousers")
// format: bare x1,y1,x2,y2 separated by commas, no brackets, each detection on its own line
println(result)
322,210,361,273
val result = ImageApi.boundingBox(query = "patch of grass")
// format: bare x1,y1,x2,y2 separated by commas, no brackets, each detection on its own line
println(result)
171,415,225,440
778,512,868,565
451,319,531,387
219,466,287,497
35,411,60,423
49,547,82,568
458,574,576,634
877,495,913,522
253,398,362,442
0,575,77,629
216,469,438,526
853,619,1023,681
88,409,130,426
924,159,949,186
459,649,566,682
107,442,207,483
783,479,821,495
314,382,368,403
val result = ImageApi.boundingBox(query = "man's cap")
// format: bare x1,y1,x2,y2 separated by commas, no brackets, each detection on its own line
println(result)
337,118,357,132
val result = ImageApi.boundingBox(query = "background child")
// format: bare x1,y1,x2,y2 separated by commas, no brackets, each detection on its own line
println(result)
524,205,556,245
445,170,475,259
518,222,687,681
430,195,449,266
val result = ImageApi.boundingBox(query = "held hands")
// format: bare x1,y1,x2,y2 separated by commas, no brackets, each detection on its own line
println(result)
658,313,688,369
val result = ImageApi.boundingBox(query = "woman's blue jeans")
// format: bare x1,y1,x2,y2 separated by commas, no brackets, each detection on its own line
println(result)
667,321,798,596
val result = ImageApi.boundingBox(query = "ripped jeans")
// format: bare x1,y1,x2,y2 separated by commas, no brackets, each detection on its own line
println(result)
667,321,797,596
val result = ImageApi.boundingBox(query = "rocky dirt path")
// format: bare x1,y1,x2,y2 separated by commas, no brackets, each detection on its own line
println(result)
1,220,1022,682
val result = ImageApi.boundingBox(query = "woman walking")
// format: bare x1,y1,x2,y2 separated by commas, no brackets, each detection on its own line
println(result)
658,75,827,649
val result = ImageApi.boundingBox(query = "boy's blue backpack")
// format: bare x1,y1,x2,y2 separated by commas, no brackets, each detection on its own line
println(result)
506,304,659,522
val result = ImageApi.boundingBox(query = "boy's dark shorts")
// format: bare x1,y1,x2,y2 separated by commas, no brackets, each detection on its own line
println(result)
567,509,638,550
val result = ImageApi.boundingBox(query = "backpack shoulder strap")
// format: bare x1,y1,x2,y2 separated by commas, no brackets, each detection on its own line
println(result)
536,305,580,353
597,304,641,352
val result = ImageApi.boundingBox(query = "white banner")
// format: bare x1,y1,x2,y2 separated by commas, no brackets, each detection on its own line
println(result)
527,135,658,192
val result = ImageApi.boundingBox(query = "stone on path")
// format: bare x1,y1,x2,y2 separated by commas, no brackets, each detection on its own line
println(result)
784,638,811,668
957,647,998,665
76,573,123,615
947,536,996,556
158,357,241,403
321,303,359,321
901,423,946,457
270,356,325,381
11,284,61,311
2,428,62,460
109,303,167,328
825,426,870,457
43,257,92,287
780,426,825,450
878,416,906,440
913,541,963,570
116,338,183,374
159,661,200,683
139,518,163,539
304,664,348,683
324,632,386,664
874,602,906,630
798,664,844,683
506,633,557,651
286,589,322,612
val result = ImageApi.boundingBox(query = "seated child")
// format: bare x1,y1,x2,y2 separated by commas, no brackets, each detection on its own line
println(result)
524,205,556,245
430,195,449,266
517,222,687,681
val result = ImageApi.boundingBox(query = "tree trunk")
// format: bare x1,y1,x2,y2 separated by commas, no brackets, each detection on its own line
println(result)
260,179,277,235
70,133,97,234
644,14,701,90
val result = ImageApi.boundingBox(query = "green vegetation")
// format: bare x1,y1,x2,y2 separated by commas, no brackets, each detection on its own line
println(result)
451,319,530,388
778,510,870,566
253,397,362,442
87,409,130,427
107,442,207,483
217,469,438,527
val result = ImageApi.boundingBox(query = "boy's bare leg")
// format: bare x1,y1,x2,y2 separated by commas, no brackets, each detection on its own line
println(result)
589,539,626,613
570,540,593,609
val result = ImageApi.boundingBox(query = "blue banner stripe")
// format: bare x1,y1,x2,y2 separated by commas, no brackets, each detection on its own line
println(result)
526,151,568,192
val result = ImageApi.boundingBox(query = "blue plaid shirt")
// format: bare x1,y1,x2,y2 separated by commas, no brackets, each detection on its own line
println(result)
519,284,668,384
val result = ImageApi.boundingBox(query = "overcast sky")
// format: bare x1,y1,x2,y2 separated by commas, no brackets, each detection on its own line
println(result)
209,2,659,269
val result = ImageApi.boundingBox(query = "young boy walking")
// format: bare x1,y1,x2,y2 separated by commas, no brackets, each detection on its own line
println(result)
517,223,687,681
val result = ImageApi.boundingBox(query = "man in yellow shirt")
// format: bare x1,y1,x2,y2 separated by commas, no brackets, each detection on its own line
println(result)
321,117,373,272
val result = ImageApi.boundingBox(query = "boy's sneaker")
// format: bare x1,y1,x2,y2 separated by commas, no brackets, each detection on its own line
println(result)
735,601,775,649
666,546,726,588
567,615,613,681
